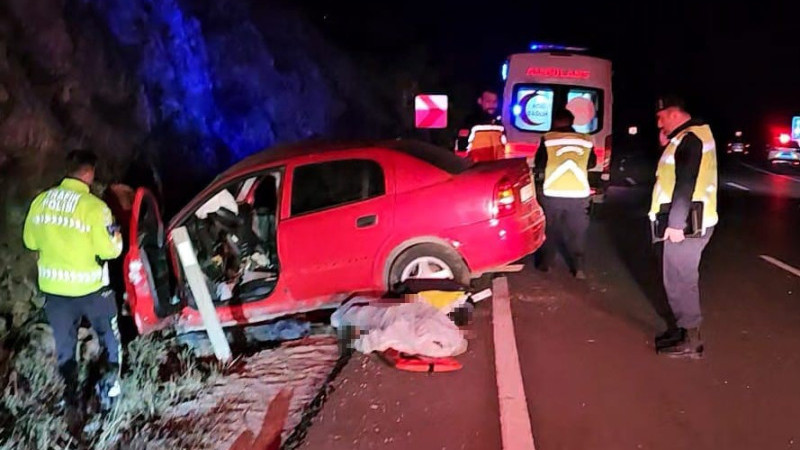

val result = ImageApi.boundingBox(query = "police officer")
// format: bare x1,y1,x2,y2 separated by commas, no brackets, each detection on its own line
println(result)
23,150,124,407
535,109,596,279
651,96,718,359
455,88,506,160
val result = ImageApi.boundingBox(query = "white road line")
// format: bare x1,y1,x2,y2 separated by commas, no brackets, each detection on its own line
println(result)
625,177,637,186
726,181,751,191
492,277,537,450
759,255,800,278
740,162,800,183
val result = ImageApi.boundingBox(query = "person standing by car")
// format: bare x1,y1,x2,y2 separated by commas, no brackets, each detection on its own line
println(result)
650,96,718,359
534,109,596,279
455,88,506,160
23,150,125,410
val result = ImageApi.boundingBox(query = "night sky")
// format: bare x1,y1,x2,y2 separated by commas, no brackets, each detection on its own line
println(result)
293,0,800,146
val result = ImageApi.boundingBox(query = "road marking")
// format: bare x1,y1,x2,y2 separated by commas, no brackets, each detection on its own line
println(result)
740,162,800,183
492,277,537,450
625,177,637,186
760,255,800,278
726,181,751,191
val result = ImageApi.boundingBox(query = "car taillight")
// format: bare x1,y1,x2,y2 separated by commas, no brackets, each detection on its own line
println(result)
603,135,613,173
494,178,516,217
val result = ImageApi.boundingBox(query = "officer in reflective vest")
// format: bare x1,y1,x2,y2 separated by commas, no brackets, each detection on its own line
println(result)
534,109,596,279
650,96,718,359
455,88,505,161
23,150,124,408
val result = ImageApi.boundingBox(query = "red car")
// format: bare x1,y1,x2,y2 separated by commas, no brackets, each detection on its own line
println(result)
124,140,545,337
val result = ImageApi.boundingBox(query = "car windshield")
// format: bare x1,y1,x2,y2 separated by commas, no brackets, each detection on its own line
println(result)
384,140,474,174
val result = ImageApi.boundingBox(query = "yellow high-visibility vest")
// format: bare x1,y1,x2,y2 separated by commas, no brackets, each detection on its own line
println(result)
23,178,123,296
542,131,593,198
649,124,719,231
467,125,507,161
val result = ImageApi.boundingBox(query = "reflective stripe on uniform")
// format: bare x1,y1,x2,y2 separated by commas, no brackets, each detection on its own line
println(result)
32,214,90,233
467,125,506,145
544,138,593,148
543,188,591,198
542,160,591,194
555,146,586,157
39,267,104,284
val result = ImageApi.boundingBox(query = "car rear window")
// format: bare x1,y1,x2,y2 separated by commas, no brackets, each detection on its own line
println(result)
383,140,474,174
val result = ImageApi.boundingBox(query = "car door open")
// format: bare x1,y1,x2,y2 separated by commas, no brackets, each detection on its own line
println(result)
124,188,179,334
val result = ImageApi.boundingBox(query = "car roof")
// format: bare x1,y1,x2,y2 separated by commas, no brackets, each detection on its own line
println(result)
218,138,469,179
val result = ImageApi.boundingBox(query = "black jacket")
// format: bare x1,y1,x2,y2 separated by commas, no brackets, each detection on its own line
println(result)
664,118,705,229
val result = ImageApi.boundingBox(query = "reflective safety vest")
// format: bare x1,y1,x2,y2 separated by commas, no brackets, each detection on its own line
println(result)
466,125,507,162
649,124,719,231
23,178,123,297
542,131,594,198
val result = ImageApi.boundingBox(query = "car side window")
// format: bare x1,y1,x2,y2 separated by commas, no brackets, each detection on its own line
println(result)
291,159,385,216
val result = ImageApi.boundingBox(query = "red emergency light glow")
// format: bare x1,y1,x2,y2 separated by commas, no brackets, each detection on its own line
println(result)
779,133,791,144
526,67,591,79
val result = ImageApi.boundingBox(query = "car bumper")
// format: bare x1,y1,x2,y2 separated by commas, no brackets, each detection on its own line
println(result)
447,208,546,276
768,150,800,163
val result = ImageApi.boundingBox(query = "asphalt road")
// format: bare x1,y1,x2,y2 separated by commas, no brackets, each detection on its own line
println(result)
511,159,800,450
302,160,800,450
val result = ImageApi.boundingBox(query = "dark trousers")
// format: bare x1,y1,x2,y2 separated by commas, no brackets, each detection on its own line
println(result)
44,289,121,372
539,196,590,270
663,228,714,329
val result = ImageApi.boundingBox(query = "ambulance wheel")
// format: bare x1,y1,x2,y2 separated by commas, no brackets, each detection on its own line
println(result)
388,244,469,291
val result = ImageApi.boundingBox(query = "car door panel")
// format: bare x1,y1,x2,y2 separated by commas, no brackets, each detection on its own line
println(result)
278,156,395,300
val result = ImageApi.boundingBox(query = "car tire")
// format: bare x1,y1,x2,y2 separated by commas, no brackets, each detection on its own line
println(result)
388,243,469,291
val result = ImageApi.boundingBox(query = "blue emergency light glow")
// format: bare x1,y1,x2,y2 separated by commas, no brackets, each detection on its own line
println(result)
529,42,588,52
501,62,509,81
512,104,522,116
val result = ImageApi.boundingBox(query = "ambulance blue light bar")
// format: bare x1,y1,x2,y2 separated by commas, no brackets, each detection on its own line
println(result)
501,61,509,81
529,43,588,52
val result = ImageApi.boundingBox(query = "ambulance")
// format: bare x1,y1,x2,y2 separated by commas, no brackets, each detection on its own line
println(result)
501,44,613,203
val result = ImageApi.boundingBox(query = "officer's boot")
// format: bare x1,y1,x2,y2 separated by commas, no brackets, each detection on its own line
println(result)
659,327,704,359
97,362,122,413
654,327,686,352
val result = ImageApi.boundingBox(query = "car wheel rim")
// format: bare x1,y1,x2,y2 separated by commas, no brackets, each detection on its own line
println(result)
400,256,454,281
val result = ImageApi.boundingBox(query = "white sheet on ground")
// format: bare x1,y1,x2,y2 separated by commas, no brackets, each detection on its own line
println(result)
331,300,467,358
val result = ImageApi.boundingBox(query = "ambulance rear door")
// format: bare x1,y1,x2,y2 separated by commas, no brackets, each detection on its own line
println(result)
502,52,613,178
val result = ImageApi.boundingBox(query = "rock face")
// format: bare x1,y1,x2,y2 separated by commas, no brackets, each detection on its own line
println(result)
0,0,391,323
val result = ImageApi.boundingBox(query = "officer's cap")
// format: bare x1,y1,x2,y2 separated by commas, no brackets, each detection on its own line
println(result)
655,95,687,112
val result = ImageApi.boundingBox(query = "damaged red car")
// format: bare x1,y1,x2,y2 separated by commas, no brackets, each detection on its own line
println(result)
123,140,545,340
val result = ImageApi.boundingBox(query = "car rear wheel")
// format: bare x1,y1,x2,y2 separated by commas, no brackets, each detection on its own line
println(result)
388,243,469,291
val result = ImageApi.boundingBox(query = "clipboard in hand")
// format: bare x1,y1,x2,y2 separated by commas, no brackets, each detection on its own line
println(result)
650,201,704,243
